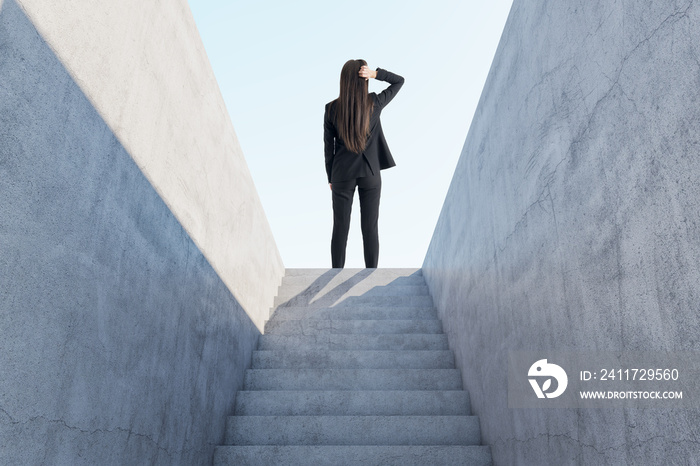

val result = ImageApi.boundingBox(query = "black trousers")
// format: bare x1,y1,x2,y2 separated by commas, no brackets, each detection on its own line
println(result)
331,174,381,268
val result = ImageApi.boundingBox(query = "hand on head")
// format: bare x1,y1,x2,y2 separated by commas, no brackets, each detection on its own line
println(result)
358,66,377,81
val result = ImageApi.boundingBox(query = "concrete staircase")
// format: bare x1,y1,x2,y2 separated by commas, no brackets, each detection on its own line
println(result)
214,269,492,465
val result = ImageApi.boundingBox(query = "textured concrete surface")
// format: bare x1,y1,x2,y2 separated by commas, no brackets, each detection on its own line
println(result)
0,0,278,464
251,349,455,368
270,306,439,320
226,415,482,445
216,268,492,464
263,318,445,334
233,390,471,416
13,0,284,330
244,369,463,390
257,334,449,350
423,0,700,464
214,445,493,466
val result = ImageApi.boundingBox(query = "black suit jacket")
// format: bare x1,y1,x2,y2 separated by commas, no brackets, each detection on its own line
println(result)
324,68,405,183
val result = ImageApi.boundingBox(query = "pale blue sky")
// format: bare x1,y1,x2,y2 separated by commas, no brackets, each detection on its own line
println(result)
188,0,513,268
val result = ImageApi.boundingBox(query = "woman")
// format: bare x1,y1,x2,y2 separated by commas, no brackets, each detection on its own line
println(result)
324,59,404,268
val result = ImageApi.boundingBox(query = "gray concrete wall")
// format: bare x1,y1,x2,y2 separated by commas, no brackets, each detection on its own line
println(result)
13,0,284,331
0,0,282,464
423,0,700,464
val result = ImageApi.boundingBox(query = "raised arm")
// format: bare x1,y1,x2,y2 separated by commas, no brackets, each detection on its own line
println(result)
373,67,405,109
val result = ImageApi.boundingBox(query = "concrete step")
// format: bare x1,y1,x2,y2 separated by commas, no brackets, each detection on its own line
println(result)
274,285,430,307
345,284,429,296
275,284,430,299
282,268,423,276
243,369,463,391
275,294,434,309
279,271,426,292
214,445,493,466
276,284,429,297
224,415,481,446
233,390,471,416
263,318,444,335
257,334,448,351
277,279,428,295
281,268,422,280
270,306,437,321
251,350,455,369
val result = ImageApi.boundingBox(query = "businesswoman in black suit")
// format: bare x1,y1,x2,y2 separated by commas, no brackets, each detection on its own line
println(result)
324,59,404,268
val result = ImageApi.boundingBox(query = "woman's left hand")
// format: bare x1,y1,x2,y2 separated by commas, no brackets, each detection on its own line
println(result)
359,66,377,81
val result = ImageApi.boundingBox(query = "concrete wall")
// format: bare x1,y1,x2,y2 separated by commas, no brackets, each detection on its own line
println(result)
423,0,700,464
13,0,284,330
0,0,283,464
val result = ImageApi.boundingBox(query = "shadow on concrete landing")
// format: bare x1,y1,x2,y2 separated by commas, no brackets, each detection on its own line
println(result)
273,269,426,311
275,269,376,308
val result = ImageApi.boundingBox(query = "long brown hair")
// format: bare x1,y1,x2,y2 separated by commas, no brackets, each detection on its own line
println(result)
333,59,374,154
